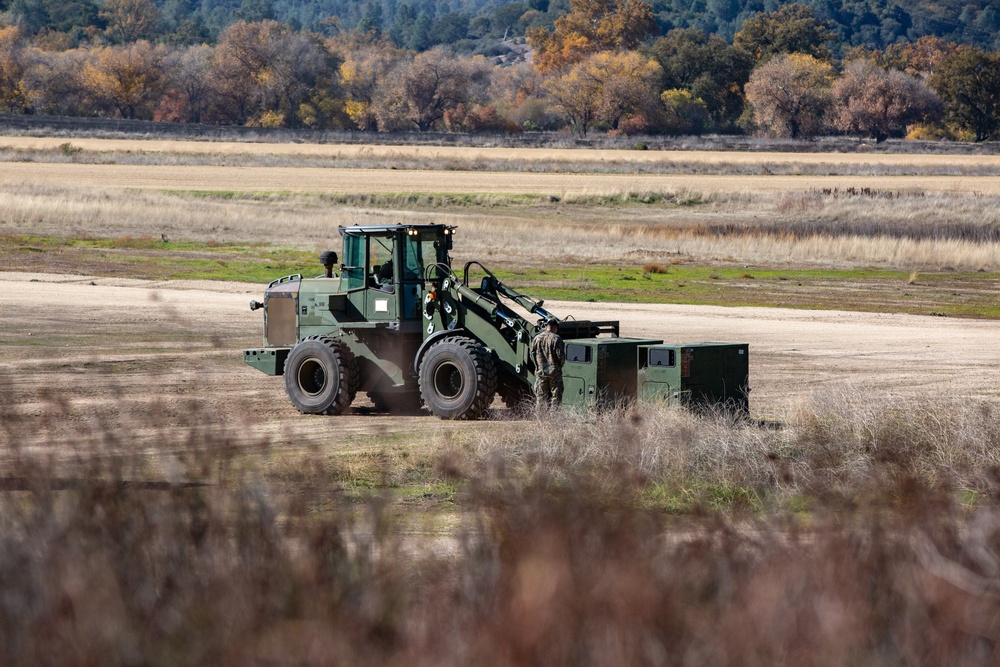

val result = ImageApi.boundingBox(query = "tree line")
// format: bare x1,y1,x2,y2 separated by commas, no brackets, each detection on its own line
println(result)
1,1,1000,141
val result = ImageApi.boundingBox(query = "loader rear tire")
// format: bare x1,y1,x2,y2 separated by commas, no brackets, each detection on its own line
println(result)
419,337,497,420
284,336,357,415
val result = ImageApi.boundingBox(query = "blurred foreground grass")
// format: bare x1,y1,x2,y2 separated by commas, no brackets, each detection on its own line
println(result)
2,386,1000,664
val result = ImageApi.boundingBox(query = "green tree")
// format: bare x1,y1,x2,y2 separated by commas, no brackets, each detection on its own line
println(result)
406,12,432,51
647,28,753,128
7,0,50,34
744,53,834,138
234,0,274,23
929,47,1000,141
99,0,161,43
432,12,469,44
734,4,836,63
46,0,100,34
356,1,383,36
832,60,942,142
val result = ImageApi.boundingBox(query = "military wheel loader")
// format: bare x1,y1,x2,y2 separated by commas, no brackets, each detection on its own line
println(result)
244,224,750,420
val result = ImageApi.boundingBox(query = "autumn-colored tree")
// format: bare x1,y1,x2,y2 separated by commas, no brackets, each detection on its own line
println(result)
647,28,753,128
26,48,91,116
881,36,959,76
81,41,167,119
334,35,407,131
99,0,161,43
209,22,268,124
489,61,558,130
545,50,661,135
592,50,662,131
373,49,492,132
163,45,214,123
527,0,656,73
744,53,834,138
734,4,835,64
544,60,601,134
0,26,35,113
831,60,942,142
929,47,1000,141
211,20,336,128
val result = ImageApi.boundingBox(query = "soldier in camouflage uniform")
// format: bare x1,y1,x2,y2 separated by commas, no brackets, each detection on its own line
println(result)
529,319,566,413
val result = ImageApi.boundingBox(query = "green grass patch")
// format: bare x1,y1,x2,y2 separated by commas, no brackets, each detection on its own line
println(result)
6,233,1000,318
1,233,314,283
489,265,1000,318
642,482,769,513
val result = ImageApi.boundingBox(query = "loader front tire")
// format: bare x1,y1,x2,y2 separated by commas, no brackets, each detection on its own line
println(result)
284,336,357,415
419,337,497,420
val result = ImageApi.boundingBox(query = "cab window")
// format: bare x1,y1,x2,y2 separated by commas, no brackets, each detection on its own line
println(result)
342,233,365,291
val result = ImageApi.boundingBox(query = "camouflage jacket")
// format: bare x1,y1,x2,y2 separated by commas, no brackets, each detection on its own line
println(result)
529,331,565,377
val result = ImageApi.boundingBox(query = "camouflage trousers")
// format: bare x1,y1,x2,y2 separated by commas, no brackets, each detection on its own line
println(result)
534,373,564,413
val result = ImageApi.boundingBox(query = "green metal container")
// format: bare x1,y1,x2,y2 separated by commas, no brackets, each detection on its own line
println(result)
561,338,663,407
638,343,750,414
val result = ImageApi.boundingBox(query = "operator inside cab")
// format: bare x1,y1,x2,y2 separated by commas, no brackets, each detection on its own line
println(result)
369,235,395,292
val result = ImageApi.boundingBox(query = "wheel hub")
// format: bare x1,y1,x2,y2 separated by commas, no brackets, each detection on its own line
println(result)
433,362,464,400
298,359,327,396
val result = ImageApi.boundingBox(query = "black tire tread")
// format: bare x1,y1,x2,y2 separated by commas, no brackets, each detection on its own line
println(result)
286,335,356,415
419,336,497,420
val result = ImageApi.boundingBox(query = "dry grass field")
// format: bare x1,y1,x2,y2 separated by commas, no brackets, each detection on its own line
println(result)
5,135,1000,170
4,161,1000,196
5,137,1000,663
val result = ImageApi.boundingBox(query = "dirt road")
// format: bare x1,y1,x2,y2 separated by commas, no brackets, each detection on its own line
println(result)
3,272,998,445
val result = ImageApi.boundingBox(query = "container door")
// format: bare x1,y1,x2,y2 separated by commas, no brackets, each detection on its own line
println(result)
562,376,588,406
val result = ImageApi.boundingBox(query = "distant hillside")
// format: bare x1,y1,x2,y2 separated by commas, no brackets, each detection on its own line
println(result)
3,0,999,52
